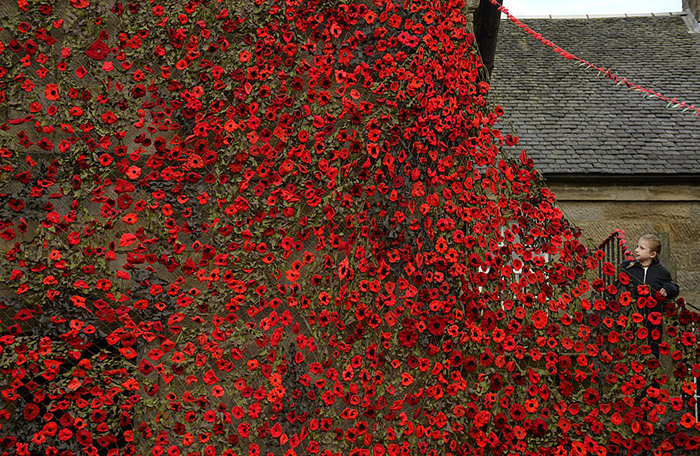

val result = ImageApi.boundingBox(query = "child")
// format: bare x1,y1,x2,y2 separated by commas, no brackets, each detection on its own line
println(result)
620,234,679,300
619,234,679,358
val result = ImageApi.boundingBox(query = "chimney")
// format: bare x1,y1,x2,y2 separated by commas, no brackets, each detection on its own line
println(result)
684,0,700,20
683,0,700,32
473,0,503,77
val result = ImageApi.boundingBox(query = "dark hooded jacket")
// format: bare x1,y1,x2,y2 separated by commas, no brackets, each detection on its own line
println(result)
619,260,679,358
619,260,679,307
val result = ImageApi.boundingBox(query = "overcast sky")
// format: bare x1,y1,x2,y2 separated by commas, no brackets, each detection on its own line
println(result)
507,0,681,16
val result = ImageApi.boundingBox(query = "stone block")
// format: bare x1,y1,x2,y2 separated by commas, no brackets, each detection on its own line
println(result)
603,203,691,221
573,221,624,242
669,243,698,270
555,202,604,222
689,248,700,269
677,271,700,296
692,204,700,221
549,184,615,201
669,224,700,244
551,184,700,202
617,186,700,202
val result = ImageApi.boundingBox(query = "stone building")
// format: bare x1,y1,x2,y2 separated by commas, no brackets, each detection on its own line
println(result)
489,3,700,305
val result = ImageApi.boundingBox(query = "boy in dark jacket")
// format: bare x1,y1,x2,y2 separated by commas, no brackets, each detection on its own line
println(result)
619,234,679,358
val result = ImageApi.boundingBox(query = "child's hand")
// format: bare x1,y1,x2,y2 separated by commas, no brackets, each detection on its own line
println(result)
659,288,668,297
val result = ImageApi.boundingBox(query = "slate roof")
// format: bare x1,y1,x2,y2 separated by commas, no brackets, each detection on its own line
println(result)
489,13,700,175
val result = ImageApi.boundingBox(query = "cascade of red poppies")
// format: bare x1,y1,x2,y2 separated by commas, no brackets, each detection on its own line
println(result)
0,1,698,456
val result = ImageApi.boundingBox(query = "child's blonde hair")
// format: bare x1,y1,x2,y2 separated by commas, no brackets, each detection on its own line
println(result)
640,233,662,263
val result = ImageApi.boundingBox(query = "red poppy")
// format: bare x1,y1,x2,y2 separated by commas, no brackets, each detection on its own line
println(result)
44,83,59,100
114,179,135,193
23,403,40,421
532,310,548,330
85,39,109,59
101,110,117,123
680,413,697,429
58,428,73,441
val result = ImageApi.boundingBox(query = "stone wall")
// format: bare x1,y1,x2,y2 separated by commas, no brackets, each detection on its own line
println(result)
549,181,700,307
684,0,700,19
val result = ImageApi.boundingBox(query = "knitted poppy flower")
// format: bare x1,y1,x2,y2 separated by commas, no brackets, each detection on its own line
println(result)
85,39,109,60
23,403,40,421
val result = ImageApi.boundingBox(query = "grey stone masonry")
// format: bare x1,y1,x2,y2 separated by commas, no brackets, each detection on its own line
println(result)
684,0,700,21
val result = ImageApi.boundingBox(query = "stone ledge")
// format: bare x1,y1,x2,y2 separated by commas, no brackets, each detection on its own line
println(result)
550,184,700,201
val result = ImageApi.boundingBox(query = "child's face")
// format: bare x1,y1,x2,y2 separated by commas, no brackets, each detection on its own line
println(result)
634,238,657,265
